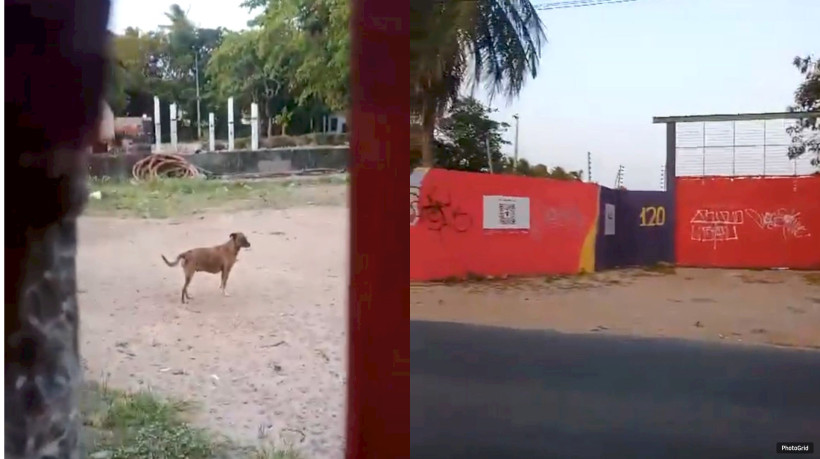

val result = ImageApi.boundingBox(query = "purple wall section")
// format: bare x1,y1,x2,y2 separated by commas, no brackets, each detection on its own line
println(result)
595,188,675,270
595,187,619,270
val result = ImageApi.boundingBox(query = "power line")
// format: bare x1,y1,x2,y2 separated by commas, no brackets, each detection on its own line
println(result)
436,0,640,7
535,0,638,11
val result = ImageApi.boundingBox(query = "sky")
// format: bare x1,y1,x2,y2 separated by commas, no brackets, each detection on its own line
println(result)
109,0,820,189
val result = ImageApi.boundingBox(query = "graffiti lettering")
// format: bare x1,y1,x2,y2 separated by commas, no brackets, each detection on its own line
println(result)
690,209,744,248
745,209,811,239
419,188,473,233
544,207,585,229
410,186,420,226
640,206,667,227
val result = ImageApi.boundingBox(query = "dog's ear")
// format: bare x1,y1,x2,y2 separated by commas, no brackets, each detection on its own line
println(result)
229,233,237,240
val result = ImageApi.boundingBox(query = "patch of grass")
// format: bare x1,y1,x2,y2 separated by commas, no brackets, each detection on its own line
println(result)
738,272,784,284
641,262,676,275
81,381,302,459
602,278,624,285
464,272,490,282
435,275,465,284
432,272,496,284
544,275,569,283
250,444,305,459
803,272,820,286
85,176,346,218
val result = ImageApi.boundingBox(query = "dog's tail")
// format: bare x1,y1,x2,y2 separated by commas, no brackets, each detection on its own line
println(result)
161,254,183,267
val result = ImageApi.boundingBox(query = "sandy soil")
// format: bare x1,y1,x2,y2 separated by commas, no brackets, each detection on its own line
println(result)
411,268,820,350
77,192,820,458
78,205,348,457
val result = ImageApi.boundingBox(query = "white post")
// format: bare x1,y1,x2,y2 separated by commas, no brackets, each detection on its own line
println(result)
513,114,520,172
169,103,178,152
153,96,161,152
251,103,259,150
208,112,215,151
227,96,235,151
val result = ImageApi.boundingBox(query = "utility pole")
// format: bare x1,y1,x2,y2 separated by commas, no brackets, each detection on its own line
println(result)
660,165,666,191
512,114,520,172
587,151,592,182
485,137,494,174
615,165,625,188
195,50,202,140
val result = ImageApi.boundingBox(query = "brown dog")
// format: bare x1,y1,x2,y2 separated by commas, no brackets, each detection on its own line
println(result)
161,232,251,303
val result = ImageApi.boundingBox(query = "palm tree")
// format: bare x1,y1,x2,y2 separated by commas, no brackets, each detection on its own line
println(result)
411,0,546,168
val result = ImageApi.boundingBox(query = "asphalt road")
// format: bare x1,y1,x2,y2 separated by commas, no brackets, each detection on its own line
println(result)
411,321,820,458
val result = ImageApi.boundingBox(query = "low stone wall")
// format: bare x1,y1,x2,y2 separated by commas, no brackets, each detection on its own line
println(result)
189,146,348,175
88,146,349,179
88,152,151,178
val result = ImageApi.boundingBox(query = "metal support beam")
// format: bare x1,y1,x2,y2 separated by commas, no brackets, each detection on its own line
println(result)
665,122,676,195
653,111,820,124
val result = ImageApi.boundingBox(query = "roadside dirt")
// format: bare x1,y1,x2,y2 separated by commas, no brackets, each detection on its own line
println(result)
411,268,820,350
78,205,348,458
78,190,820,459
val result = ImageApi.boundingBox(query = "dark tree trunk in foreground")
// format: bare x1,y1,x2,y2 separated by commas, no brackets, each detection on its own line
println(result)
5,0,110,457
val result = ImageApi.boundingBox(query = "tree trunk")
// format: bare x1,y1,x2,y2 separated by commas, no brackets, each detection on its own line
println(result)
263,103,273,138
7,1,107,457
420,98,436,168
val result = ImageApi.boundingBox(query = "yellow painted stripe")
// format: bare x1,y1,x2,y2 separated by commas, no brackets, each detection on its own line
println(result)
578,192,600,273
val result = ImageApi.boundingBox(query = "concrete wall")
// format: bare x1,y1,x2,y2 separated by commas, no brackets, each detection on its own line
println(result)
87,146,349,179
595,187,675,270
676,175,820,269
411,168,599,281
88,151,151,178
409,170,820,279
188,146,348,175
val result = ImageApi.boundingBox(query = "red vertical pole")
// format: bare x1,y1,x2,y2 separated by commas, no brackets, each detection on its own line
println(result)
346,0,410,457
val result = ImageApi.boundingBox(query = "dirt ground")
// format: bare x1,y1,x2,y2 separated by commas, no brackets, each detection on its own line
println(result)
411,268,820,350
78,184,820,458
78,204,348,457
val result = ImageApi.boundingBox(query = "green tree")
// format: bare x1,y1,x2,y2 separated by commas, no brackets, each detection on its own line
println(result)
411,0,546,168
497,156,583,181
543,166,583,181
434,97,510,172
107,6,224,141
156,5,224,139
245,0,350,112
107,28,165,117
207,29,298,137
787,55,820,166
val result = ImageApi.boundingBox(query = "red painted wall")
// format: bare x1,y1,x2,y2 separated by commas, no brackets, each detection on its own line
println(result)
676,175,820,269
410,168,599,281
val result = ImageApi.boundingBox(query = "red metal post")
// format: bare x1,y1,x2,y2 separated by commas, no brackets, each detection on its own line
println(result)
346,0,410,457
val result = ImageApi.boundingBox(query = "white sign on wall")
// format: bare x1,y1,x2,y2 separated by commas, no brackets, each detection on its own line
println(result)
604,203,616,235
483,195,531,230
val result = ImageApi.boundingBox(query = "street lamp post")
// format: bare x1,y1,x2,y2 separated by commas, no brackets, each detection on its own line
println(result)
195,50,202,140
512,114,520,172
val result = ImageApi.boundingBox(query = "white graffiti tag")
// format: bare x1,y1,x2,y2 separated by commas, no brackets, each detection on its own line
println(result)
745,209,811,239
690,209,744,248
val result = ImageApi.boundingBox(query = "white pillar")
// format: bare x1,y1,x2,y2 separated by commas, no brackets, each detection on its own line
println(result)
251,103,259,150
227,96,235,151
208,112,215,151
153,96,161,152
169,103,178,151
